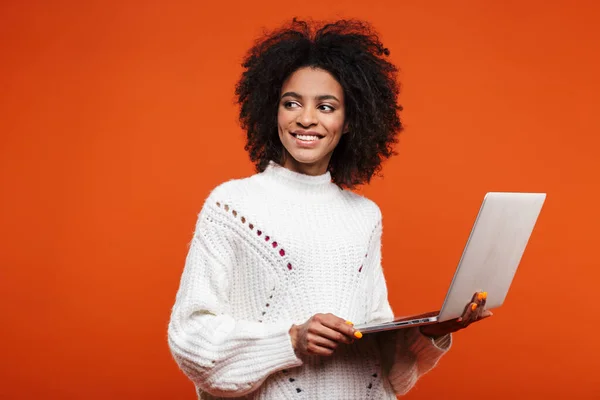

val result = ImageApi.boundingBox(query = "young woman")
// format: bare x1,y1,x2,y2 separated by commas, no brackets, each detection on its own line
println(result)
167,18,491,399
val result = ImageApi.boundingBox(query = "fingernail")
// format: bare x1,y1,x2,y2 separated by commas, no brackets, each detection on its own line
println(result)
471,303,478,311
457,317,463,322
477,293,484,301
345,320,354,325
354,331,363,339
483,292,488,299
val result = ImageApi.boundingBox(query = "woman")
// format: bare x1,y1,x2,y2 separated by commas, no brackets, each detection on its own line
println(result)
167,18,491,399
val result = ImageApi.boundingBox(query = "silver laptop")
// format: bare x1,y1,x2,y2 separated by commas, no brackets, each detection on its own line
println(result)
355,192,546,334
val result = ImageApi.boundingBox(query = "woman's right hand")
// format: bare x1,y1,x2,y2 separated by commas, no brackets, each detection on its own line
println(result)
289,313,361,357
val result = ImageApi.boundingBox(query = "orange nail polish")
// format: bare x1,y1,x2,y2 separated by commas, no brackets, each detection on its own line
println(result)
483,292,488,299
477,293,484,301
345,320,354,325
471,303,478,311
354,331,363,339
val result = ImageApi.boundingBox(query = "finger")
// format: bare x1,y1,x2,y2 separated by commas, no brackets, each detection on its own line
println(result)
308,332,339,350
475,291,487,306
475,292,488,320
305,341,335,357
469,309,493,326
471,291,487,320
461,292,483,321
479,301,488,320
470,302,483,323
464,302,480,325
320,314,358,341
459,301,475,324
480,292,487,310
310,321,354,344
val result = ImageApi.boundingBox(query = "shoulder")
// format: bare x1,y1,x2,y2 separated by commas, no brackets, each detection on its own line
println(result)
340,189,382,224
193,175,258,234
198,173,269,222
205,173,260,204
207,178,245,201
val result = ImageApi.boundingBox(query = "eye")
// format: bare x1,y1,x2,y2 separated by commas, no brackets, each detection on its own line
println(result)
318,104,335,112
284,101,300,109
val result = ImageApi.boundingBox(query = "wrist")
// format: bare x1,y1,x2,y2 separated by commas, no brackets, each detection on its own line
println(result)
419,326,443,340
289,324,298,350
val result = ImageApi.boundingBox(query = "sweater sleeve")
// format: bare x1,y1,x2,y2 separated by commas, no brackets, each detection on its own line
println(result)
368,212,452,396
167,199,303,397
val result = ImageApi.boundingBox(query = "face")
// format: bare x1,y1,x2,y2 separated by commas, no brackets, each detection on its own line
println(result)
277,67,347,175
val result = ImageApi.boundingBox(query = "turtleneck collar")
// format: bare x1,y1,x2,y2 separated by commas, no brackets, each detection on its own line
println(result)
259,161,340,197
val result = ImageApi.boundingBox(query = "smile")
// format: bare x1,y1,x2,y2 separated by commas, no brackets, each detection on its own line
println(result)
291,131,324,142
294,134,321,142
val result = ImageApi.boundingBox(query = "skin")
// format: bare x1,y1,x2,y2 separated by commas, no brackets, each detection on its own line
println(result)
280,67,491,356
419,291,493,339
289,292,492,357
277,67,348,176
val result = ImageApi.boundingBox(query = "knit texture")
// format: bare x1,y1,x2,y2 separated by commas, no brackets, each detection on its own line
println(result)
168,161,451,399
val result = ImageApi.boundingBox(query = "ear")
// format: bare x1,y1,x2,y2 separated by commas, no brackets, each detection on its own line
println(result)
342,122,350,135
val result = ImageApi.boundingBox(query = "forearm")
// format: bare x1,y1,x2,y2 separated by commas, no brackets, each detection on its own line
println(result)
168,205,303,397
388,328,451,395
168,311,302,397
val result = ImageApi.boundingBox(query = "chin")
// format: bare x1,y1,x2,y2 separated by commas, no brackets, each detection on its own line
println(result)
285,150,324,166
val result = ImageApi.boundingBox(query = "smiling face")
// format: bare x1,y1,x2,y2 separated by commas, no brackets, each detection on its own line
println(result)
277,67,348,176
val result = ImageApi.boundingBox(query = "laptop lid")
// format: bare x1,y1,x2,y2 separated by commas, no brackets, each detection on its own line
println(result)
437,192,546,322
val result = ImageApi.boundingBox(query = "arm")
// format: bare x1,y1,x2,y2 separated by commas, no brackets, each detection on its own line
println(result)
386,327,451,396
368,215,452,396
167,200,302,397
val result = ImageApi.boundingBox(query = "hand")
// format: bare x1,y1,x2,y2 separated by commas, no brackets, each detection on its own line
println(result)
419,291,493,339
289,313,360,357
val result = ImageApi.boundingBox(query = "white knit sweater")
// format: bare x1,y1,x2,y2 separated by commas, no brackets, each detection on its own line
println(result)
168,161,451,399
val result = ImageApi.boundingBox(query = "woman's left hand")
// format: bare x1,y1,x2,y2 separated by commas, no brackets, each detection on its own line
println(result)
419,291,493,339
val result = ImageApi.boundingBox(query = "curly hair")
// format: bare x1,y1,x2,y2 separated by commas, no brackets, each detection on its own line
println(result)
235,18,403,188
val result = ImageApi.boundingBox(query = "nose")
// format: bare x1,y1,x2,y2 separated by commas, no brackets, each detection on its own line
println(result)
296,106,318,128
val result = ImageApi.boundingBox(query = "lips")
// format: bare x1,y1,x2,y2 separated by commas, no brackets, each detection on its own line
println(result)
289,130,322,147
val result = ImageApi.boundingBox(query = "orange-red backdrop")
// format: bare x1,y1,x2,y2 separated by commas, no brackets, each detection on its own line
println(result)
1,1,599,399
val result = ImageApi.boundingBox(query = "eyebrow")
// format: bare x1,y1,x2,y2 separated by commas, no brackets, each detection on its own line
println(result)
280,91,340,102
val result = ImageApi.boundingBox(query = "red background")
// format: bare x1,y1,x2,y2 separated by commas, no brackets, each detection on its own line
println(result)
1,1,599,398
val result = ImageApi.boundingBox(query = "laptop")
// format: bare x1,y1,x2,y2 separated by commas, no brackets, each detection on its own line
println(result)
355,192,546,334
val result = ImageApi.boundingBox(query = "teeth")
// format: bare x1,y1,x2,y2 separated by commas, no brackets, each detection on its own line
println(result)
296,134,320,141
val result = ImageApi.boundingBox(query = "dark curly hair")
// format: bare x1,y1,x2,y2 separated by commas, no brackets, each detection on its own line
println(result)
235,18,403,188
